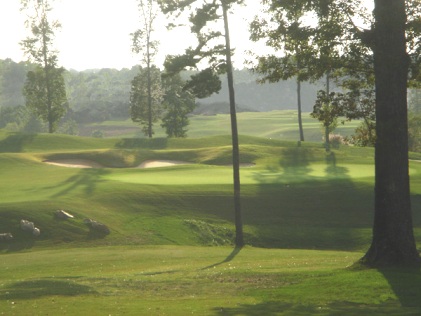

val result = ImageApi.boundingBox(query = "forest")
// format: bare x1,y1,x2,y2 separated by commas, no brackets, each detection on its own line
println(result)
0,58,323,123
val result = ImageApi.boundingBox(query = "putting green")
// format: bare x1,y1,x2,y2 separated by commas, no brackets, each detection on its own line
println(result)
103,163,378,185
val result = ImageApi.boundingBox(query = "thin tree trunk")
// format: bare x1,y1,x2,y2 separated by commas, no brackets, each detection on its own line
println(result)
361,0,420,268
222,2,243,248
147,49,153,138
325,71,330,151
297,78,304,142
42,16,53,134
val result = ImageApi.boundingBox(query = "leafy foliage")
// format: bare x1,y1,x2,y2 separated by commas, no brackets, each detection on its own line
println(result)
408,113,421,152
130,66,163,136
161,74,196,137
23,66,68,132
20,0,68,133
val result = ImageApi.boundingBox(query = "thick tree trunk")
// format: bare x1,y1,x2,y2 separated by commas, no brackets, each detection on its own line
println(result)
222,3,243,248
361,0,420,268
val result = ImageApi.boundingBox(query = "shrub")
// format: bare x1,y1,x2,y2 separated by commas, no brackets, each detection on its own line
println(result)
91,130,104,138
328,134,346,149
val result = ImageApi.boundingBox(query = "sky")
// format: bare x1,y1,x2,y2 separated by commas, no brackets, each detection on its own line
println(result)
0,0,264,71
0,0,373,71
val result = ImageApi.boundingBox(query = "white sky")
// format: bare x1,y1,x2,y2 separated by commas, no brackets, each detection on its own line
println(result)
0,0,265,71
0,0,373,71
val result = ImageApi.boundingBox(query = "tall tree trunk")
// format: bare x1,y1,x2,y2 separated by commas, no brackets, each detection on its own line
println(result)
297,78,304,142
42,18,53,134
325,71,330,151
361,0,420,268
222,2,243,248
147,49,153,138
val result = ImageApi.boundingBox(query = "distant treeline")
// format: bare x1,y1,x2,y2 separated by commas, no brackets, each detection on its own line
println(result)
0,58,323,124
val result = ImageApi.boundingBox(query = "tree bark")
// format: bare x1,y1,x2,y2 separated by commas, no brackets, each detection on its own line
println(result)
222,2,243,248
297,78,304,142
325,72,330,151
147,46,153,138
361,0,420,268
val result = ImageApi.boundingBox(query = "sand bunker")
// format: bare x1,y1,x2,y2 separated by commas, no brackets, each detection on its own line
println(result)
137,160,190,168
44,159,254,169
44,159,190,169
44,159,104,168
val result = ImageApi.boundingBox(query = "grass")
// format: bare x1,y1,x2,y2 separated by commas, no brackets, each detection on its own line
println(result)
1,246,421,315
1,114,421,315
82,110,361,141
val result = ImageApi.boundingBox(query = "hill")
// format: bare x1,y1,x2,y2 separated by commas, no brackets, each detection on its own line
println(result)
2,130,420,253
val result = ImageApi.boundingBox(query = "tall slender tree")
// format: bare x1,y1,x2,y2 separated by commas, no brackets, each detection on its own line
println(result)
131,0,161,138
20,0,68,133
159,0,244,247
361,0,420,267
130,66,163,136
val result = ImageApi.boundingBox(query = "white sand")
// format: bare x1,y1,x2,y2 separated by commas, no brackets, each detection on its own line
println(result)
44,159,104,168
137,160,190,168
44,159,254,169
44,159,189,169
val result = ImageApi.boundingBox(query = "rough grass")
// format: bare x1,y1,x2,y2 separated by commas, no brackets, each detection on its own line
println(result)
1,246,421,315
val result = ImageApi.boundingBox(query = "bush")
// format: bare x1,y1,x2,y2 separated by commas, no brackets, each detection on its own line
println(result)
347,122,376,147
91,130,104,138
329,134,346,149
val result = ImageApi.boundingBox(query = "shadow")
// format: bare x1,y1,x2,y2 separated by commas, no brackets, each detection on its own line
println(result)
201,246,243,270
0,279,96,300
245,145,369,251
252,146,314,185
139,270,180,276
212,300,421,315
86,228,110,240
379,268,421,308
325,152,350,178
0,239,35,252
115,137,168,149
0,133,36,153
281,147,313,177
48,168,110,198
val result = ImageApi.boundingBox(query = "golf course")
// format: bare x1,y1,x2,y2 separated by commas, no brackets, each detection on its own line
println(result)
1,110,421,315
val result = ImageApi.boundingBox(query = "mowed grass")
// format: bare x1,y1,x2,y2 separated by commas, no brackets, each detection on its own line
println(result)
1,125,421,315
86,110,361,141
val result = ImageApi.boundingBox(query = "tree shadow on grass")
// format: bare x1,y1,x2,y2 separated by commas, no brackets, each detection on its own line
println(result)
0,279,96,300
379,268,421,308
115,137,168,149
201,246,242,270
0,133,36,153
247,147,369,251
48,168,110,198
212,300,421,315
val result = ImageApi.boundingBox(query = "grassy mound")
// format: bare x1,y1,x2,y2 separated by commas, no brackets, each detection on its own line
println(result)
0,131,389,251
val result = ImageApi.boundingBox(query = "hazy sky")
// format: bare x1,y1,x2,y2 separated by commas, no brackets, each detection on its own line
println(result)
0,0,263,71
0,0,373,71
